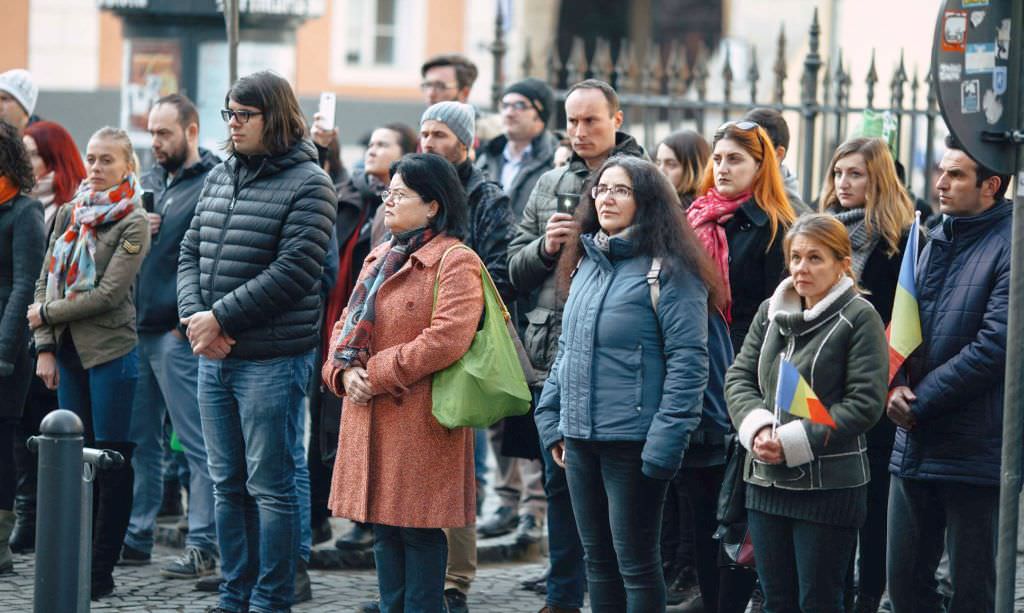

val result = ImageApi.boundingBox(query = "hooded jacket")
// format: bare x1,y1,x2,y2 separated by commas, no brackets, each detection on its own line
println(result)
137,149,219,333
507,132,646,378
177,139,336,359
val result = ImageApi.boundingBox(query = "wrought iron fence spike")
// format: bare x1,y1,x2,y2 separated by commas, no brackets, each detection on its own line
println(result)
521,38,534,79
773,24,787,104
566,36,587,86
748,45,760,104
546,42,562,89
865,49,878,110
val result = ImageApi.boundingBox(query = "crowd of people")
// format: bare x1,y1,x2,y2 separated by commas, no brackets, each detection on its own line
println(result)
0,45,1011,613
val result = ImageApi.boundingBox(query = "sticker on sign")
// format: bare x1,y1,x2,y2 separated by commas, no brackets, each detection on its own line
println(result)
965,43,996,74
961,79,980,114
939,63,963,82
942,10,968,51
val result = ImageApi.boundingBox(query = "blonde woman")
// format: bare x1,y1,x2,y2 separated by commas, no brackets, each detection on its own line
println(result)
819,136,915,612
27,126,150,599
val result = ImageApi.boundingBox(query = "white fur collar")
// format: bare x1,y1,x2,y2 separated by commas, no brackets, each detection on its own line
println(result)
767,275,855,323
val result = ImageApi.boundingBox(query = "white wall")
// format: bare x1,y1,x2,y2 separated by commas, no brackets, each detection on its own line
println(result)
29,0,101,91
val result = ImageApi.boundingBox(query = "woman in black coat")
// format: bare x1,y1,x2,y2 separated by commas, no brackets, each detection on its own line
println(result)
0,121,46,573
820,137,916,613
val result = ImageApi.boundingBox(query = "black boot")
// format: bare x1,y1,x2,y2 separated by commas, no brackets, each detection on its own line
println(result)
10,422,37,554
91,441,135,600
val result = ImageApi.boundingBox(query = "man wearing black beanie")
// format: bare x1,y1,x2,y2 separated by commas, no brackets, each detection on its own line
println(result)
476,78,558,218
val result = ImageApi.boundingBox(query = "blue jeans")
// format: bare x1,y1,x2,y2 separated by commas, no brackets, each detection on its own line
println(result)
747,509,857,613
290,393,311,562
373,523,448,613
199,351,314,613
56,342,138,443
886,476,997,613
126,331,217,554
564,438,670,613
537,394,585,609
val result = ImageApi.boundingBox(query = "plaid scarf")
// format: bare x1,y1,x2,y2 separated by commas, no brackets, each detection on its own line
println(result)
831,207,878,278
687,188,750,322
332,226,436,369
46,175,139,301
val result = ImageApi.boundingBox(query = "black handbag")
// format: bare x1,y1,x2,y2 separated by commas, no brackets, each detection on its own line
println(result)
714,435,756,568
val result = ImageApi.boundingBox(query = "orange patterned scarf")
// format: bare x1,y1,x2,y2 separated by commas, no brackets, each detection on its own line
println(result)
0,176,17,206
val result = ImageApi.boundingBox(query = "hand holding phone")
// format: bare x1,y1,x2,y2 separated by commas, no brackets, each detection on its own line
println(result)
317,92,336,131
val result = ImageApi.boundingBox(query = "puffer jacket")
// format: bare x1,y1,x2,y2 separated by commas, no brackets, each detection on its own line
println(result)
889,200,1011,487
534,233,709,480
476,130,559,218
726,277,889,491
137,149,219,334
177,139,337,359
507,132,646,378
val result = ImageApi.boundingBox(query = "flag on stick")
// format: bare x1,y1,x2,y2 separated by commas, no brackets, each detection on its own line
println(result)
776,358,836,429
886,213,923,382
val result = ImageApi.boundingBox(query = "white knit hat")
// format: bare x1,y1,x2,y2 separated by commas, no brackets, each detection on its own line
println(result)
0,69,38,116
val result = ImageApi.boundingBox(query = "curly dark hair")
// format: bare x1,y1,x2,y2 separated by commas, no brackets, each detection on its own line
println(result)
556,155,725,311
0,120,35,194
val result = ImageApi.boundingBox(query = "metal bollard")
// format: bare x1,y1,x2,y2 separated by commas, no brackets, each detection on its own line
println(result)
30,409,85,613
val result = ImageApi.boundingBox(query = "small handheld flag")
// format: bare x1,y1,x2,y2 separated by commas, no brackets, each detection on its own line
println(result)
775,358,836,429
886,212,923,383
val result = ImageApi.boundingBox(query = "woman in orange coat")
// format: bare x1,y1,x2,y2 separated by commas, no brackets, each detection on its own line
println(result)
323,153,483,613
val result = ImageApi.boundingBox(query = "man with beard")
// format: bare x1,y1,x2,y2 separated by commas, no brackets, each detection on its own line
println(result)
124,94,221,579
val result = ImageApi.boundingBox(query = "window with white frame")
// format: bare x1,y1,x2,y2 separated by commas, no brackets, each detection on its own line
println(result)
344,0,400,67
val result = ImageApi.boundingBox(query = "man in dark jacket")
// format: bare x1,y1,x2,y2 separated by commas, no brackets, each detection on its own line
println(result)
886,135,1011,613
177,72,335,613
419,100,515,613
509,78,645,613
125,94,220,579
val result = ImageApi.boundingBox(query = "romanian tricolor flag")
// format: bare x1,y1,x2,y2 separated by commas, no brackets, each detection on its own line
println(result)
776,358,836,429
886,213,923,383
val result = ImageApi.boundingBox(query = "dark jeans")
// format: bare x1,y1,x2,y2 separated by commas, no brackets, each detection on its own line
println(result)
679,463,726,612
373,524,448,613
886,476,997,613
747,509,857,613
0,418,15,510
539,432,586,609
848,460,890,601
56,341,139,443
717,566,758,613
564,438,670,613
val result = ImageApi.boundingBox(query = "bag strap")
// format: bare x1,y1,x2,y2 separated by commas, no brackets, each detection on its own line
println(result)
647,257,662,312
433,243,511,322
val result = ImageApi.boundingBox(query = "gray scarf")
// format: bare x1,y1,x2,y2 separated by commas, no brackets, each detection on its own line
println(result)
832,208,878,278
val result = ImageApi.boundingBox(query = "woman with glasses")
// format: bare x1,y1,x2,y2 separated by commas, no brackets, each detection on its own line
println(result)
725,214,888,612
819,137,915,613
28,126,150,599
688,120,796,613
0,121,46,575
323,153,483,613
534,156,723,612
656,130,710,209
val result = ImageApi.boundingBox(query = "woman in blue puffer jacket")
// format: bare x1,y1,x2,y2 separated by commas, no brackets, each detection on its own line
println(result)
534,155,726,613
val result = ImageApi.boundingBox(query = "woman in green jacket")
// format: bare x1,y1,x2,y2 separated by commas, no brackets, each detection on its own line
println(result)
27,126,150,600
724,214,888,612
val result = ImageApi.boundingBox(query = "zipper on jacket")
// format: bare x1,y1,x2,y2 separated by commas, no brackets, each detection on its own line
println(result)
207,166,243,297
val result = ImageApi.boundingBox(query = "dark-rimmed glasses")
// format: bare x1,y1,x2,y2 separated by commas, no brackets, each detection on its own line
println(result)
221,109,263,124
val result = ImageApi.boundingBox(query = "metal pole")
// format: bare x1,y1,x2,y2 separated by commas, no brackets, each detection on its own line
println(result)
31,410,84,613
994,1,1024,609
77,463,94,613
800,9,822,204
490,1,507,113
225,0,239,86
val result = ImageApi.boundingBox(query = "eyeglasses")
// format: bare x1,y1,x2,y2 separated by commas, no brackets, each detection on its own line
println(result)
420,81,457,92
221,109,263,124
381,189,419,204
501,100,530,112
591,184,634,199
714,120,759,138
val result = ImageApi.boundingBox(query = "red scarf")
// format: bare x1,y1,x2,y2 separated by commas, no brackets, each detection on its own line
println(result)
0,177,17,206
687,188,751,322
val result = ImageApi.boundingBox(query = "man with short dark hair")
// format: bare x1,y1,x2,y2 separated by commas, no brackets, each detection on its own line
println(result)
885,135,1011,613
123,94,221,579
177,71,336,613
420,54,478,106
743,107,810,214
509,78,646,613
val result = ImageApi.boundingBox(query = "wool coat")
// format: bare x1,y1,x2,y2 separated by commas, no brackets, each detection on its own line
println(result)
324,234,483,529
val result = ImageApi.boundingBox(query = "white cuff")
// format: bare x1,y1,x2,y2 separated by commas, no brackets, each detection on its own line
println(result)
777,420,814,467
738,408,776,452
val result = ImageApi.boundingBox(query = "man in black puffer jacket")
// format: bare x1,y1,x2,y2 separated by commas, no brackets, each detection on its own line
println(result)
177,71,335,613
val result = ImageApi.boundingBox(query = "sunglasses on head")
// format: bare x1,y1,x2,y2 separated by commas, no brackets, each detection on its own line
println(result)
714,120,759,139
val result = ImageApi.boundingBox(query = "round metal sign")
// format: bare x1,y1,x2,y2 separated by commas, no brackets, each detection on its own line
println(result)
932,0,1015,174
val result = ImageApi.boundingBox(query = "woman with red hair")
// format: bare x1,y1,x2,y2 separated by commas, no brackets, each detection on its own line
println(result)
23,121,85,229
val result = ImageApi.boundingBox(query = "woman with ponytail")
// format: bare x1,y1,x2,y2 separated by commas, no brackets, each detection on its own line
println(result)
27,126,150,600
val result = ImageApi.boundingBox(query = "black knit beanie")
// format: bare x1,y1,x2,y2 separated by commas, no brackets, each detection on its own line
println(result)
502,78,554,124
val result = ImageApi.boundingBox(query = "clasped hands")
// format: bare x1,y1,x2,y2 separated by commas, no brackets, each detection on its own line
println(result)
342,366,375,404
752,426,786,464
181,311,235,359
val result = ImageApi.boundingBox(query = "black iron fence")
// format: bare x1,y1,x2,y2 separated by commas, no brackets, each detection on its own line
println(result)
491,8,942,205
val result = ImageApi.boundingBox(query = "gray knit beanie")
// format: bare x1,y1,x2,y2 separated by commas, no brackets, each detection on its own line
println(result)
421,101,475,148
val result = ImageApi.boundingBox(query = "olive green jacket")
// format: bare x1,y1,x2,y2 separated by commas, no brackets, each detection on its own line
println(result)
725,276,888,491
34,203,150,369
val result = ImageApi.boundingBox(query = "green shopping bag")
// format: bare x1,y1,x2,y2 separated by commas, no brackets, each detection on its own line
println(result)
431,245,532,429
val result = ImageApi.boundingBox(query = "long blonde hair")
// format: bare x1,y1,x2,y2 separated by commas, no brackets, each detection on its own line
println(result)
819,137,914,256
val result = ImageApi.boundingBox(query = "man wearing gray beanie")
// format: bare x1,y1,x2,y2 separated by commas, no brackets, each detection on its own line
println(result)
419,98,517,613
0,69,39,134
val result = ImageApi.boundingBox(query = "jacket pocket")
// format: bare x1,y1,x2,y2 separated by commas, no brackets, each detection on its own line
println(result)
523,307,555,371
